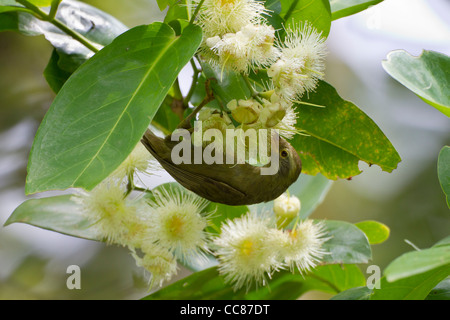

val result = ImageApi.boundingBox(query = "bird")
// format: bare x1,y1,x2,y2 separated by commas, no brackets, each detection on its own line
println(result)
141,127,302,206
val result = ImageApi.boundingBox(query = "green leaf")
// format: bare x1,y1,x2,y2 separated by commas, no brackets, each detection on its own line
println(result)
43,49,72,93
245,264,365,299
330,286,372,300
433,236,450,248
371,265,450,300
355,220,390,245
280,0,332,37
151,96,184,136
146,264,366,300
289,173,333,219
25,23,202,194
156,0,169,11
144,267,237,300
383,245,450,282
322,220,372,264
164,0,191,24
0,5,32,13
330,0,384,20
382,50,450,117
0,11,19,32
201,62,252,106
17,0,127,66
300,264,366,294
426,277,450,300
292,81,401,180
438,146,450,207
4,195,99,241
370,238,450,299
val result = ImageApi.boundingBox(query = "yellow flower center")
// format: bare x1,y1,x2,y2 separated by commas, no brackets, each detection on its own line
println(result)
218,0,235,6
240,239,254,257
166,215,185,238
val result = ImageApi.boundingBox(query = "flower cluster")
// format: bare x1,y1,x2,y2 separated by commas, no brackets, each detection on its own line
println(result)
72,142,327,291
213,193,329,291
195,0,327,142
72,144,215,288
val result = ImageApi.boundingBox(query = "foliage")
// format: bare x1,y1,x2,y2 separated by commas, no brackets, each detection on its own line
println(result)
1,0,448,300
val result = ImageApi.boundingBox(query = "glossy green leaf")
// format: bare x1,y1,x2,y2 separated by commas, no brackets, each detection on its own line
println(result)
164,0,191,24
25,23,202,194
292,81,401,180
289,174,333,219
17,0,127,66
426,278,450,300
382,50,450,117
201,63,252,106
245,264,365,299
280,0,332,37
146,263,366,300
321,220,372,264
0,11,18,31
0,5,32,13
433,236,450,248
438,146,450,207
330,0,383,20
330,286,372,300
145,267,238,300
43,49,72,93
151,96,184,136
299,264,366,294
355,220,390,245
4,195,99,240
383,245,450,282
371,265,450,300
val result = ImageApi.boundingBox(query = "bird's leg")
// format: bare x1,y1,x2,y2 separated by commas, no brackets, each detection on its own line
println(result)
176,78,216,129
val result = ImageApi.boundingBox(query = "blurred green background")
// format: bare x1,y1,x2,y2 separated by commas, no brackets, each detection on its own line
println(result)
0,0,449,299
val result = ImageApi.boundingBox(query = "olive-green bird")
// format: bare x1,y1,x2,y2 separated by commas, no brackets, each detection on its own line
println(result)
141,128,302,206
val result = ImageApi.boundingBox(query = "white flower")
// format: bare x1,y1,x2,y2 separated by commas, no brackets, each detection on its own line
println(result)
72,179,144,246
146,186,213,262
273,193,301,228
227,98,261,124
268,23,327,100
213,211,283,291
194,107,234,151
131,242,178,288
111,142,159,180
277,220,329,273
255,92,299,139
196,0,268,37
206,24,279,73
274,104,298,139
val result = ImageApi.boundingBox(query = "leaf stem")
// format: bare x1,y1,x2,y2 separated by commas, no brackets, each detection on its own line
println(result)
183,58,202,107
177,78,215,129
242,75,264,104
48,0,62,20
16,0,100,53
189,0,206,24
283,0,299,23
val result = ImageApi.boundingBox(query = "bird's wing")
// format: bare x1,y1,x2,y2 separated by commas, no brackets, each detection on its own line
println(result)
141,136,247,203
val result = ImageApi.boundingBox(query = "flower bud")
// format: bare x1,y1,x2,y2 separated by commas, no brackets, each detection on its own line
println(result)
273,193,301,228
259,100,286,128
227,99,261,124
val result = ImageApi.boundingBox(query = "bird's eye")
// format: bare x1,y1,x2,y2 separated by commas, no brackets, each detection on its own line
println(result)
280,149,289,158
